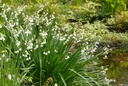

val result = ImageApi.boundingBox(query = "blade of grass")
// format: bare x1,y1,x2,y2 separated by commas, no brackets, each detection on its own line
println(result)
58,73,67,86
70,69,92,86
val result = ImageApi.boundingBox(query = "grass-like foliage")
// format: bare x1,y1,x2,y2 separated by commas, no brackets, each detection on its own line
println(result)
0,3,107,86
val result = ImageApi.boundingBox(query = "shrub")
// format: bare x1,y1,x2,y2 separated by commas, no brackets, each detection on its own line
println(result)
72,1,101,23
98,0,127,16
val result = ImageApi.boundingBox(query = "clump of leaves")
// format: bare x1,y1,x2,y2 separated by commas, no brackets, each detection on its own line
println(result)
72,1,101,23
114,11,128,32
98,0,127,16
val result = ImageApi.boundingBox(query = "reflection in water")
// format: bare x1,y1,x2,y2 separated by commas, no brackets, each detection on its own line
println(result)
102,51,128,86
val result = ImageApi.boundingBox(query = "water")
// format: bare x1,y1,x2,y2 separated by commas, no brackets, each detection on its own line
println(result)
102,51,128,86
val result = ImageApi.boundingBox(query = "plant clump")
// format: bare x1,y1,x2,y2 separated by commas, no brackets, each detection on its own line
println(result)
0,3,108,86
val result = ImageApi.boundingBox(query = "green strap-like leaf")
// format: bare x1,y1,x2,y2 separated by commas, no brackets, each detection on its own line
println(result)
70,69,92,86
58,73,67,86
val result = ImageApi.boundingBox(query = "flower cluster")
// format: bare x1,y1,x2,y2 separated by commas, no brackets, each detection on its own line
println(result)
0,3,57,59
0,3,58,84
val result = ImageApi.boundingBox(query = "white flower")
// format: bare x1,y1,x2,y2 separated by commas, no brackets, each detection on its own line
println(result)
2,54,5,57
15,22,19,26
60,37,66,41
6,58,10,62
47,51,50,54
93,61,98,65
7,7,11,12
104,77,115,85
103,55,108,59
39,32,48,38
26,57,31,61
19,48,22,51
86,46,89,50
41,39,46,47
22,54,27,58
0,33,5,41
8,74,12,80
15,50,19,54
16,41,21,47
0,24,2,28
54,50,58,53
14,33,19,38
101,68,108,75
43,52,48,55
1,3,5,8
43,51,50,55
15,48,22,54
27,41,33,50
25,30,31,35
65,56,70,59
34,45,39,50
54,83,58,86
